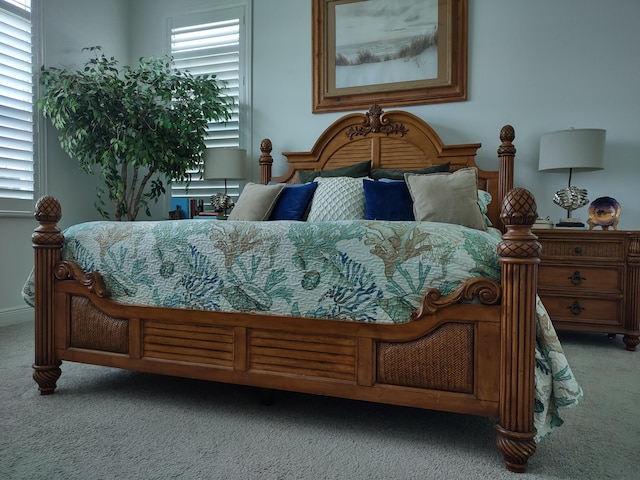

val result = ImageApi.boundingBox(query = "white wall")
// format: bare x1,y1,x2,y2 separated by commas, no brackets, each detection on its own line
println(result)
0,0,130,326
2,0,639,324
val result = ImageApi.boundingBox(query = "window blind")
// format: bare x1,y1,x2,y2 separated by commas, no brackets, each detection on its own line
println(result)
0,0,33,213
170,10,243,203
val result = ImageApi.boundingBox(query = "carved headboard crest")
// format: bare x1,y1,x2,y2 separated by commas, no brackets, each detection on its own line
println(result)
346,103,408,139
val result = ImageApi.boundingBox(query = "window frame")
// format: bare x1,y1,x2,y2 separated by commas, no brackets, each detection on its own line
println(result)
0,0,42,217
166,1,252,208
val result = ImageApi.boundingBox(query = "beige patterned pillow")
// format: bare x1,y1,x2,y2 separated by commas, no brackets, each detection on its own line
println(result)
306,176,366,221
227,182,285,221
404,167,487,231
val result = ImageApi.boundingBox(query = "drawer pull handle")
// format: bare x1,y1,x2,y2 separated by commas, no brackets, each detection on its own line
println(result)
568,271,586,286
567,301,585,316
574,246,583,254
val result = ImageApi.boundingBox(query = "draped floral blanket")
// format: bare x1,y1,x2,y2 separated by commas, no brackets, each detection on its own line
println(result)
22,219,582,440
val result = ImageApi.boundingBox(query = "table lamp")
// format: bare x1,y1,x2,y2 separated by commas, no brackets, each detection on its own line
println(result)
538,128,606,227
203,147,247,216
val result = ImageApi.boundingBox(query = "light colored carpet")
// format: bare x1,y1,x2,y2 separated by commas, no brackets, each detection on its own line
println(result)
1,321,638,480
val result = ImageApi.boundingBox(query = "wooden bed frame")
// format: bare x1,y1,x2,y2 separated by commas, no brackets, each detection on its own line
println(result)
31,105,541,472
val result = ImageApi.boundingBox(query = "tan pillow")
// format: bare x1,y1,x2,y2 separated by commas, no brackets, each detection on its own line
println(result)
404,167,487,231
227,182,285,221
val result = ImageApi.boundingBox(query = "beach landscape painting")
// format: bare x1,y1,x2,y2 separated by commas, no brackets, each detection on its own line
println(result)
312,0,467,113
334,0,438,89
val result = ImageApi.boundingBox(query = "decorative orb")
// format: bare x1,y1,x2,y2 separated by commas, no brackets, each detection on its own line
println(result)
587,196,621,230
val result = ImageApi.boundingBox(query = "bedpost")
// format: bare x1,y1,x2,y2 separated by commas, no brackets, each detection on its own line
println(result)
496,188,540,473
32,196,64,395
259,138,273,185
497,126,516,234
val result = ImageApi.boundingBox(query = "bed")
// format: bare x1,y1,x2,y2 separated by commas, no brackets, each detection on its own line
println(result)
26,105,581,473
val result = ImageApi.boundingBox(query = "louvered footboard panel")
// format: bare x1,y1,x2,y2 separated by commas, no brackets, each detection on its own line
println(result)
143,321,234,367
248,330,357,381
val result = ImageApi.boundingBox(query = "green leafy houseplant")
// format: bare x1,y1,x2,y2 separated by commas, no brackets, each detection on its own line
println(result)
38,46,234,220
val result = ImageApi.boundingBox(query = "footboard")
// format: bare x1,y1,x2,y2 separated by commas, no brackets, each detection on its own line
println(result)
31,188,540,473
43,269,503,416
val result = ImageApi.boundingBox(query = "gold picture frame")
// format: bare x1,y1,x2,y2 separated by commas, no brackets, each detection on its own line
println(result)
312,0,468,113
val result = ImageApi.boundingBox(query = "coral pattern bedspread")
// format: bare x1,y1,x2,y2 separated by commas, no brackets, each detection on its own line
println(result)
23,218,582,439
25,219,503,320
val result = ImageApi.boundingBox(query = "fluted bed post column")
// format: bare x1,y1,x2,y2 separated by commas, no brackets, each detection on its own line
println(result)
32,196,64,395
496,188,540,472
497,125,515,234
259,138,273,185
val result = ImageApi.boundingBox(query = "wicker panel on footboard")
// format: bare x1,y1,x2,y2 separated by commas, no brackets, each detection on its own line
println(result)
377,322,474,393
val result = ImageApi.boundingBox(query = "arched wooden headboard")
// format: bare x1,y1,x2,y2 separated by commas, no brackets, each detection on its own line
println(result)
259,104,515,230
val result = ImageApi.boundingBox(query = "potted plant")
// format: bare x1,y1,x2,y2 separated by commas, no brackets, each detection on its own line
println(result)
38,46,234,220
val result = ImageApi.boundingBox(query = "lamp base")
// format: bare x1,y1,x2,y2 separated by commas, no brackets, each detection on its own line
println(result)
556,217,586,228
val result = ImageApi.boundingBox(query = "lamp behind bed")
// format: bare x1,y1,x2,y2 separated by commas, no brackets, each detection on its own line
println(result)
204,147,247,216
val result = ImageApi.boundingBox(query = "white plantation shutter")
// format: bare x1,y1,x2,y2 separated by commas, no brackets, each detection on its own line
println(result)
0,0,34,214
169,5,249,205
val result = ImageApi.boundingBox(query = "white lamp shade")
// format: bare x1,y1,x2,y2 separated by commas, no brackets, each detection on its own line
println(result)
204,148,247,180
538,129,606,172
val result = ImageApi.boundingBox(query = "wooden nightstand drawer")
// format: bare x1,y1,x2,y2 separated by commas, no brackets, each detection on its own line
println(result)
540,239,625,261
535,229,640,350
538,265,622,293
540,295,622,326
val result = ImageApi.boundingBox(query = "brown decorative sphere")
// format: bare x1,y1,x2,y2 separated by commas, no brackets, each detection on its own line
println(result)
587,196,621,230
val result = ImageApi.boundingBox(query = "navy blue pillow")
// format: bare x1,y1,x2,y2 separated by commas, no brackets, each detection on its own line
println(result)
363,179,415,221
269,182,319,220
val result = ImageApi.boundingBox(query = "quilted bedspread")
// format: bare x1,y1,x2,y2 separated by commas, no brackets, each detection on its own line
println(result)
22,219,582,440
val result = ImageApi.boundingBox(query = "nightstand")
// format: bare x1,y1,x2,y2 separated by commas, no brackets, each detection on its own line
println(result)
535,229,640,351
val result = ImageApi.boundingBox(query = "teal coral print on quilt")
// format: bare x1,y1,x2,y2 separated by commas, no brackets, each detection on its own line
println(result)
51,220,501,324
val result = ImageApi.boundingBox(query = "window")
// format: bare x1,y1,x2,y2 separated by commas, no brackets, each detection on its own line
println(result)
0,0,37,215
168,3,251,205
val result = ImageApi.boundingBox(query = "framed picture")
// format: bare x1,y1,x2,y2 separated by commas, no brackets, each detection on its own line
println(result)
312,0,468,113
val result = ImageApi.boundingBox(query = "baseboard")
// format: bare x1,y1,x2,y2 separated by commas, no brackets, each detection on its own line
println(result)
0,305,33,328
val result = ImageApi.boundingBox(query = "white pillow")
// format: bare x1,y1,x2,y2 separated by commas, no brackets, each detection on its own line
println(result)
306,176,366,221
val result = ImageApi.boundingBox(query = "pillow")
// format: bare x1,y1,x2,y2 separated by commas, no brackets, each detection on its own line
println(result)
298,160,371,183
269,182,318,221
227,182,285,221
477,190,493,227
363,179,414,221
404,167,487,231
370,162,450,181
306,176,366,221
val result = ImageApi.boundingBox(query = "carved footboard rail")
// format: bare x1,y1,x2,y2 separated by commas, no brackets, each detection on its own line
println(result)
31,189,540,473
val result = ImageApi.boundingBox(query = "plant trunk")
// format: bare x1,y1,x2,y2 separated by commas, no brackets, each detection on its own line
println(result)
127,166,139,221
114,162,129,221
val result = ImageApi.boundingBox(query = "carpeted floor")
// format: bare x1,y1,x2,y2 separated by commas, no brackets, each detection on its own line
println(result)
1,321,638,480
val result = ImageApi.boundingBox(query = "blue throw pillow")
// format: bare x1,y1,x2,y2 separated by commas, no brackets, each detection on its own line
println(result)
363,179,415,221
269,182,319,220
